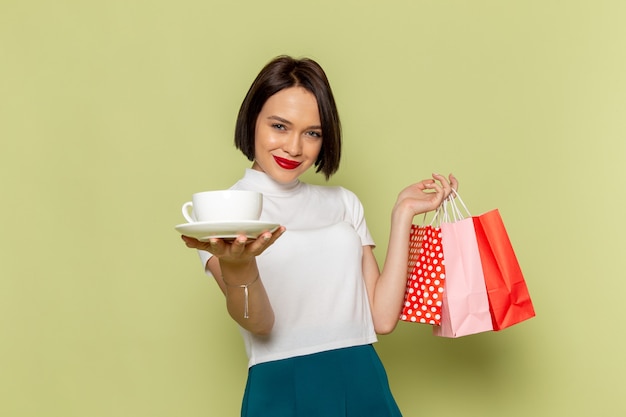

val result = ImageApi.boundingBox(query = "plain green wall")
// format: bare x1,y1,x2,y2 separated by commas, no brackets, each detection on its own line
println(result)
2,0,625,416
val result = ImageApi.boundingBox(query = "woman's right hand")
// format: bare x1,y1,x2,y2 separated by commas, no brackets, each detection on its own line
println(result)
181,226,286,265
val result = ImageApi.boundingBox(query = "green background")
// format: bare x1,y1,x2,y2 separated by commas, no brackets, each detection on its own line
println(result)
2,1,625,416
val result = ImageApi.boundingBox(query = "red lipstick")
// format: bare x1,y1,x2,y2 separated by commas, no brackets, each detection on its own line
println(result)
273,155,302,170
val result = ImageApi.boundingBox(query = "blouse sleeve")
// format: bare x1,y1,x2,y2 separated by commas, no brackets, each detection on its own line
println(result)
340,187,376,247
197,250,213,277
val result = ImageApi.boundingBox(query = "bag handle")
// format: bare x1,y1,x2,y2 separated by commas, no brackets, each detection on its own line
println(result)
451,189,471,216
431,197,451,227
442,189,472,223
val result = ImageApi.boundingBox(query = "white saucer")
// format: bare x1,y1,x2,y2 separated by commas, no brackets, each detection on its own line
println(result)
175,220,280,240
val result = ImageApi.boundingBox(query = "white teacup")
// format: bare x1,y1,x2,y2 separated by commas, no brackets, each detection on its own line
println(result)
182,190,263,223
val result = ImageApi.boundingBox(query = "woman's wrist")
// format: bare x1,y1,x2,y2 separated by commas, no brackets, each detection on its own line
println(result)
219,259,259,286
391,199,419,224
222,273,260,319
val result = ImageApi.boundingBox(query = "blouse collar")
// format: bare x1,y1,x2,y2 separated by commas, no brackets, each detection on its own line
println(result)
239,168,302,196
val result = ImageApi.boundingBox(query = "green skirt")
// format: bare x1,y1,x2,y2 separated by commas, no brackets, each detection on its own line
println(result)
241,344,402,417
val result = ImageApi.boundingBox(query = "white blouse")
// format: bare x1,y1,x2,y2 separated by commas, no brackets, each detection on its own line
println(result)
199,169,377,367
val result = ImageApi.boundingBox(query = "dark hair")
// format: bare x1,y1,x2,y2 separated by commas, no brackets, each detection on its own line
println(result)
234,55,342,179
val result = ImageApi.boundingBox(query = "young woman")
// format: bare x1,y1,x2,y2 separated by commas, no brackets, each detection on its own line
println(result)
182,55,457,416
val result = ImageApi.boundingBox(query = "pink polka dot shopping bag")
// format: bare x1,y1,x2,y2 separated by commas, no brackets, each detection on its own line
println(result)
400,223,446,325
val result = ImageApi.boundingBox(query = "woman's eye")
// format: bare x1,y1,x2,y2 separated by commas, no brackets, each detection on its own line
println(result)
272,123,286,130
307,131,322,138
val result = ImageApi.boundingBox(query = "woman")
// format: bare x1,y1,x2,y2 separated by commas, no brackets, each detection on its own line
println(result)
182,55,457,416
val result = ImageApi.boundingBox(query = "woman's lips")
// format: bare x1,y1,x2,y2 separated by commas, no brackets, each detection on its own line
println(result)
273,155,302,170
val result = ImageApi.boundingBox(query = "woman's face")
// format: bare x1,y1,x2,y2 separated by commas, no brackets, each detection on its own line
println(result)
252,86,323,184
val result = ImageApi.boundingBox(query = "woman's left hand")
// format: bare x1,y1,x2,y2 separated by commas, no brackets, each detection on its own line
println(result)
395,173,458,217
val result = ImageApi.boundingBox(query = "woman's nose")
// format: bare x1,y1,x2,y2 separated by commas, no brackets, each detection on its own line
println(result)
283,133,302,156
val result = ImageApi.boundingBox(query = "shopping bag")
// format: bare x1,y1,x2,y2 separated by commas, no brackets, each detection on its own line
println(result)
473,209,535,330
400,223,446,325
433,196,493,338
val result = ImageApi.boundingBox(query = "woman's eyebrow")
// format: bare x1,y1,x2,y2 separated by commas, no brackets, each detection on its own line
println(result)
267,115,292,125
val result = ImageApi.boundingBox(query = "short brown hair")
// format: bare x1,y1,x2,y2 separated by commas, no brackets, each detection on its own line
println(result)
234,56,342,179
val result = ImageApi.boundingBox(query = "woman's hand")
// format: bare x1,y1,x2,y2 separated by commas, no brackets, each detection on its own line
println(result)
395,173,458,217
181,226,286,265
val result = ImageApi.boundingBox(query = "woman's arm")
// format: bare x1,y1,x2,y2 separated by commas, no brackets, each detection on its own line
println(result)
362,174,457,334
182,226,285,335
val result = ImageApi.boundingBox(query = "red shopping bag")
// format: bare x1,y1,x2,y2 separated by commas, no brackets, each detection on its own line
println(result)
433,200,493,338
400,224,446,325
473,209,535,330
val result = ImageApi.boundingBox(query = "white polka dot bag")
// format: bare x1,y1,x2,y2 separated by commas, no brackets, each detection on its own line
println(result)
399,223,446,325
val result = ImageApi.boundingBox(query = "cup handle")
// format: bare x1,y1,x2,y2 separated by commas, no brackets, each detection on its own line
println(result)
181,201,196,223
